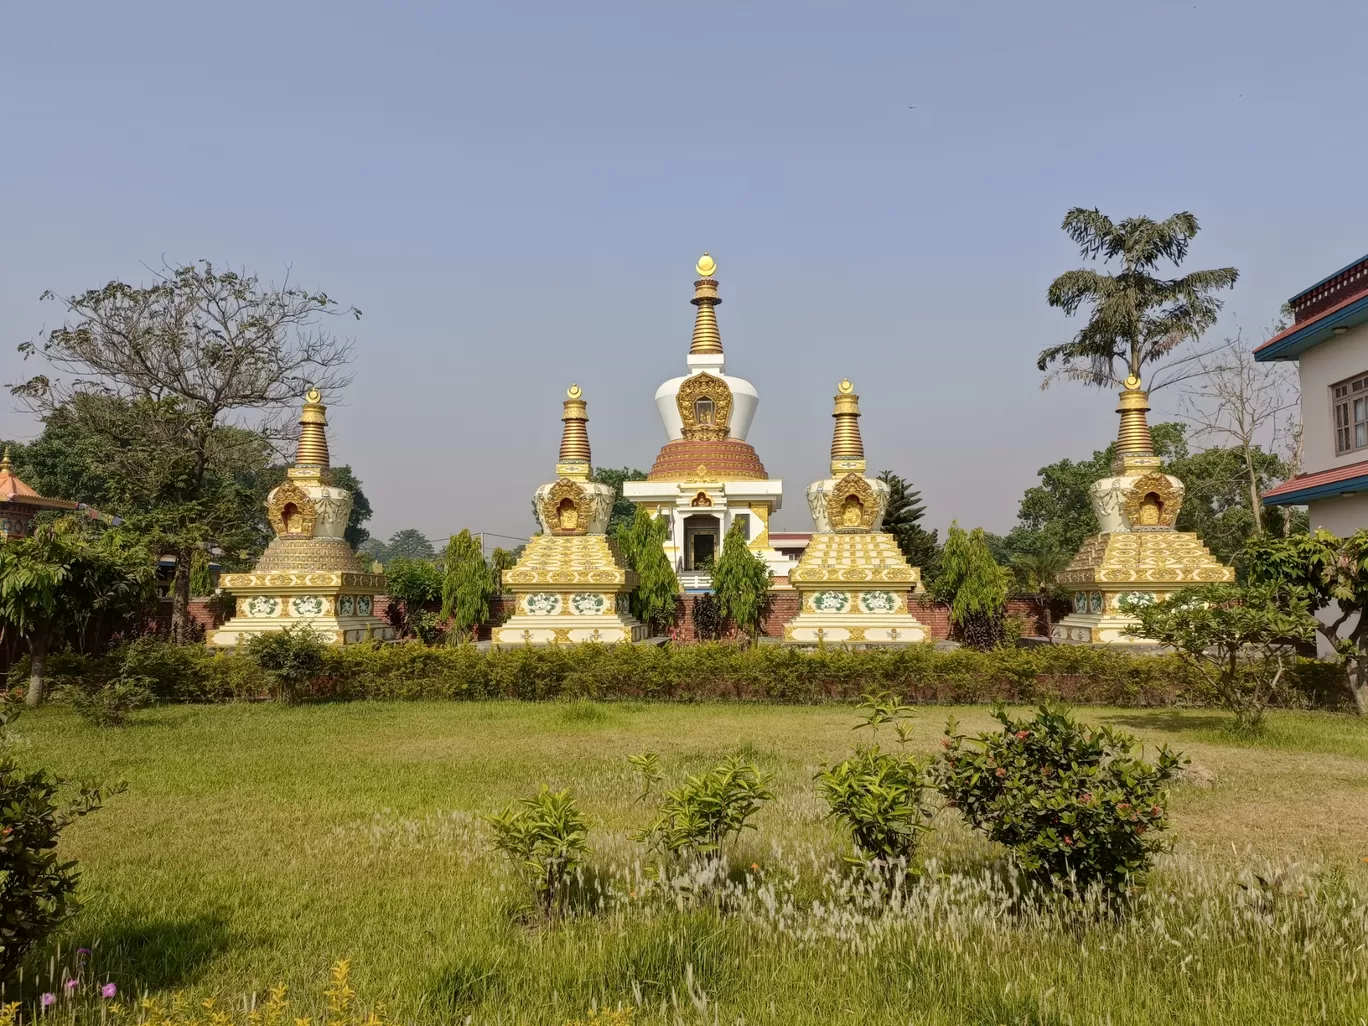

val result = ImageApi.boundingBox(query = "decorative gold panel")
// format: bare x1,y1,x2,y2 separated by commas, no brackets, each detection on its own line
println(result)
1121,473,1183,528
540,478,591,536
828,473,878,531
267,481,318,538
676,373,733,441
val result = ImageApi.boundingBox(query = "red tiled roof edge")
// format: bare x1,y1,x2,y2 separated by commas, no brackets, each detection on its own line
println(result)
1255,287,1368,353
1262,457,1368,499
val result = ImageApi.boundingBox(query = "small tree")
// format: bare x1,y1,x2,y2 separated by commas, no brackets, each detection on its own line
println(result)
613,507,679,633
1038,208,1238,390
877,470,939,570
441,529,495,641
631,753,774,864
384,557,445,642
1245,530,1368,715
0,518,153,706
591,466,648,535
1010,542,1072,640
932,523,1009,650
1124,584,1315,731
712,520,772,643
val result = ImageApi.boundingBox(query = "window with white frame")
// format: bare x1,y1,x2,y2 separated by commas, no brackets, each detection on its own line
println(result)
1332,372,1368,455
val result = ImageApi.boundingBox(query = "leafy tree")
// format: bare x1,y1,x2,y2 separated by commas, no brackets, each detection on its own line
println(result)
384,557,443,609
490,546,519,577
877,470,939,570
1039,208,1238,389
1009,541,1072,639
0,702,124,983
932,524,1009,650
381,529,437,563
712,519,773,643
0,518,154,706
1245,530,1368,716
12,262,356,639
441,529,495,640
591,467,648,534
1124,584,1315,732
613,507,679,632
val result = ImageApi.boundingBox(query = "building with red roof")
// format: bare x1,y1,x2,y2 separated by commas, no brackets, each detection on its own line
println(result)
0,447,79,540
1256,252,1368,534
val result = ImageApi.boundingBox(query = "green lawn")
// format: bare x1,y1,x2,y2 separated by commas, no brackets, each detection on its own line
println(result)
11,701,1368,1025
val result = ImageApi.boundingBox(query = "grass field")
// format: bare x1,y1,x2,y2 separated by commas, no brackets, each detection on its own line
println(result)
9,701,1368,1025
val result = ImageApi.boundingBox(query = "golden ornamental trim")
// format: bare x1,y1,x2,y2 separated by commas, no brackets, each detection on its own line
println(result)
676,373,733,441
541,478,591,535
828,473,878,531
1121,473,1183,529
267,481,318,538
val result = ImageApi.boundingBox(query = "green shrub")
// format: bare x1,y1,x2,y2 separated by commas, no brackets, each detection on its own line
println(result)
815,693,934,868
631,753,774,863
245,624,327,704
933,524,1010,650
55,674,155,727
0,702,124,982
712,520,772,642
485,787,590,918
934,704,1183,896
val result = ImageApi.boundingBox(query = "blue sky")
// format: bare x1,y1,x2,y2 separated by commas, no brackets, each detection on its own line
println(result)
2,1,1365,542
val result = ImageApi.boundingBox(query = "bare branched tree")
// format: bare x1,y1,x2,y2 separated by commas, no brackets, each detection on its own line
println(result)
1180,332,1299,536
10,261,357,639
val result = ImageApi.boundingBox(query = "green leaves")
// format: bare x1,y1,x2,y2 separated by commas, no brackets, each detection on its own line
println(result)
934,704,1183,896
485,787,590,918
613,507,679,631
816,744,932,868
631,754,775,861
932,524,1009,650
441,529,497,639
244,623,327,704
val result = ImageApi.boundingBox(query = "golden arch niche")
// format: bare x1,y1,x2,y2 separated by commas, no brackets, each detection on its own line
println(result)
267,482,318,538
1122,473,1182,529
829,473,877,531
676,373,733,441
541,478,591,536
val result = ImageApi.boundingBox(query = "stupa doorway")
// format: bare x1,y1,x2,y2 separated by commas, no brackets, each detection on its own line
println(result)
683,513,720,570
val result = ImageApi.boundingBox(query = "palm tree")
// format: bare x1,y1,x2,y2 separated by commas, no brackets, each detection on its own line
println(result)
1038,209,1238,389
1009,544,1073,640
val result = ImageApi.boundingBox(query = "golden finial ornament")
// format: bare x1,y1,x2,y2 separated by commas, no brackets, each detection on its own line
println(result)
0,447,11,473
830,378,867,475
556,384,592,480
690,252,723,356
294,388,331,470
1113,373,1157,474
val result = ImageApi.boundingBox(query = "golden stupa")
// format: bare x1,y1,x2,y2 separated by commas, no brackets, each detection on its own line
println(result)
1053,376,1233,644
209,390,393,647
784,380,929,645
493,386,648,646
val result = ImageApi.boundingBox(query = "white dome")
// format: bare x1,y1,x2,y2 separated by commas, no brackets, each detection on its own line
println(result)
653,362,760,442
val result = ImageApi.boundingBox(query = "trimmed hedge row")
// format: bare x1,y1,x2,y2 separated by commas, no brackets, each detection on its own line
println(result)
27,639,1351,709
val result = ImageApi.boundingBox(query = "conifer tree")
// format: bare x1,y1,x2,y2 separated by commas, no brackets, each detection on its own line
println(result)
441,529,495,641
613,507,679,632
713,520,773,643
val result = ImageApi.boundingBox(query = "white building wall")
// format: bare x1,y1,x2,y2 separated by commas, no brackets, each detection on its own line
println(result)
1297,323,1368,473
1307,494,1368,535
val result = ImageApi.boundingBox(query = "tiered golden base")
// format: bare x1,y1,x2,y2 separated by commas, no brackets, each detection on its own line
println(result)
494,535,648,646
784,533,928,645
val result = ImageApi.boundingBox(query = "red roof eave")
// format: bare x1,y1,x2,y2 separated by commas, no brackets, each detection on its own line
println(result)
1262,458,1368,500
1255,288,1368,354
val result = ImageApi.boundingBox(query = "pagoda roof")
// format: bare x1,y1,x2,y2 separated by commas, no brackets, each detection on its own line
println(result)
0,454,78,510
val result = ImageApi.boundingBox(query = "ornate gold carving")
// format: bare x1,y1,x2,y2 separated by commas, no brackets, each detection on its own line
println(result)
690,491,713,507
267,482,318,538
250,537,367,573
788,532,919,584
846,626,867,642
552,627,573,644
676,373,733,441
540,478,590,536
748,502,770,549
502,534,635,588
828,473,877,531
1121,473,1183,529
1058,531,1233,586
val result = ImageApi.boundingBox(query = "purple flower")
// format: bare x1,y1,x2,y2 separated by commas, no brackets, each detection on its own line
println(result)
101,983,117,999
77,948,91,958
63,980,78,992
40,993,56,1007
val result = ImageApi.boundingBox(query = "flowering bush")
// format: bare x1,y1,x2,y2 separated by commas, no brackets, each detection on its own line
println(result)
934,704,1183,896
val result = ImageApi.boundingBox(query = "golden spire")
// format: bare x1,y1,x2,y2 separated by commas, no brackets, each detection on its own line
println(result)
830,378,867,476
0,447,11,474
1112,374,1158,474
294,387,331,470
556,383,592,480
689,252,723,356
